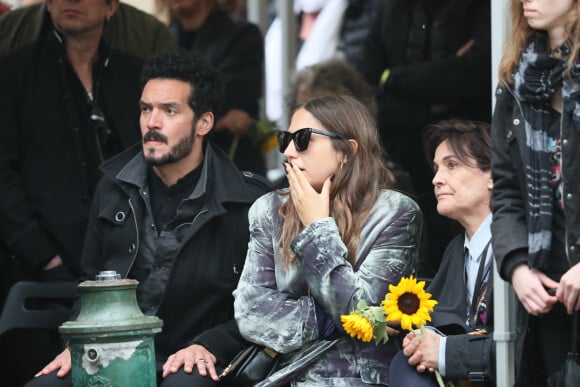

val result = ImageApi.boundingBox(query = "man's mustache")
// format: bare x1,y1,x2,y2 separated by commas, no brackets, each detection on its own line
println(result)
143,131,168,144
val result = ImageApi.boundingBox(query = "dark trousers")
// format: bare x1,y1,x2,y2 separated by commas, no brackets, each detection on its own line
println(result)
24,368,222,387
388,350,439,387
536,303,576,378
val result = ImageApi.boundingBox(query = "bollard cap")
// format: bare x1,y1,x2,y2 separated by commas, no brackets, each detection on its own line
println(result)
95,271,121,282
60,269,162,338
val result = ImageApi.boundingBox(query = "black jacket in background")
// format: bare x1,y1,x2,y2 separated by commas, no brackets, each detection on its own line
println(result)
357,0,491,145
338,0,382,69
81,143,271,367
169,10,266,176
0,32,143,275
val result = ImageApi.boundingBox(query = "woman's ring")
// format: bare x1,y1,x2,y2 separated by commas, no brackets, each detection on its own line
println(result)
197,358,205,363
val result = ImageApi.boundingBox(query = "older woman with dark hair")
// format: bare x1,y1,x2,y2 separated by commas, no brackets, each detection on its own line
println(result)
390,119,495,387
233,94,422,386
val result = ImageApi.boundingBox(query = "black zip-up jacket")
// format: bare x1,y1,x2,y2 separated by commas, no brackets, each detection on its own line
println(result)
491,80,580,386
81,143,271,368
492,81,580,280
0,31,143,275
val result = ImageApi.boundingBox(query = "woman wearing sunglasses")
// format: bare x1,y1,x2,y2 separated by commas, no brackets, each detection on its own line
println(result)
233,94,422,386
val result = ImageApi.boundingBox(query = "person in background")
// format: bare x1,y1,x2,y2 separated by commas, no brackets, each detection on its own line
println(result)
390,120,495,387
264,0,348,122
0,1,169,384
0,2,10,15
0,1,176,57
491,0,580,386
216,0,247,21
9,0,44,7
166,0,266,176
26,50,270,387
0,0,144,299
287,58,377,118
234,94,422,386
336,0,382,69
357,0,491,278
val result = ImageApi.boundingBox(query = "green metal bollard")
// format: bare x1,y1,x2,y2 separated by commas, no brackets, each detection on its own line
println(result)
60,271,163,387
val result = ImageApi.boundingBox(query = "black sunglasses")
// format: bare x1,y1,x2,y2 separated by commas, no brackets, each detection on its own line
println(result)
277,128,343,152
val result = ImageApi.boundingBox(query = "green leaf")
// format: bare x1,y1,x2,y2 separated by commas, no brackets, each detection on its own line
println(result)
369,306,386,323
357,299,369,310
373,320,389,345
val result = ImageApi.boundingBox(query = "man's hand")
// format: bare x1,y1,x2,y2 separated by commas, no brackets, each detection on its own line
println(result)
456,38,475,57
402,330,440,373
511,263,558,315
35,348,71,378
43,255,63,271
162,344,218,381
386,321,400,336
215,109,253,135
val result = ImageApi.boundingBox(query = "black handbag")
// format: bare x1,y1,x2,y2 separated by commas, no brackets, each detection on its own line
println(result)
219,345,279,386
547,312,580,387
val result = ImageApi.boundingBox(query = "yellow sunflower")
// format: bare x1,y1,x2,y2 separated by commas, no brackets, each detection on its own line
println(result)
340,313,374,342
382,276,438,331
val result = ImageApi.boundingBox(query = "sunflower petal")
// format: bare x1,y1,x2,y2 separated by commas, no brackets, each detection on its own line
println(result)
400,314,412,331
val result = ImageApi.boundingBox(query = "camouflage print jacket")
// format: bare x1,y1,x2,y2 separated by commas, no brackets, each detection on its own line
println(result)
234,189,422,386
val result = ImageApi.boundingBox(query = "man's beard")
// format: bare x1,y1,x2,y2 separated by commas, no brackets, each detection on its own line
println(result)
143,126,196,167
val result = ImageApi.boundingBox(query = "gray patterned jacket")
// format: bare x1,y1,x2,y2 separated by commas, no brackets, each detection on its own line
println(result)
233,189,422,386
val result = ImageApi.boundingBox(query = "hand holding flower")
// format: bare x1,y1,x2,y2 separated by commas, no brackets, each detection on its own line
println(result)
386,322,400,337
341,276,446,386
381,276,445,386
403,329,441,373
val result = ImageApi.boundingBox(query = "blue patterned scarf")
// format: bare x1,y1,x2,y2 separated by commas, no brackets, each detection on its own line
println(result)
514,35,580,268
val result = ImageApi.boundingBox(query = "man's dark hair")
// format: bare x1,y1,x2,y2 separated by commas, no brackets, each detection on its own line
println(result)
140,50,224,118
424,119,492,171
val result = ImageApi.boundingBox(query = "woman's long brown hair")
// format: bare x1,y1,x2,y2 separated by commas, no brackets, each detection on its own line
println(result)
499,0,580,83
278,95,395,267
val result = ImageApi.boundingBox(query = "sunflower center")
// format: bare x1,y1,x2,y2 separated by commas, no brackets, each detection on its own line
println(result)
397,292,420,315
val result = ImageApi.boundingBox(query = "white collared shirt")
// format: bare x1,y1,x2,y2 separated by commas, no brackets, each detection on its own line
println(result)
464,214,493,311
